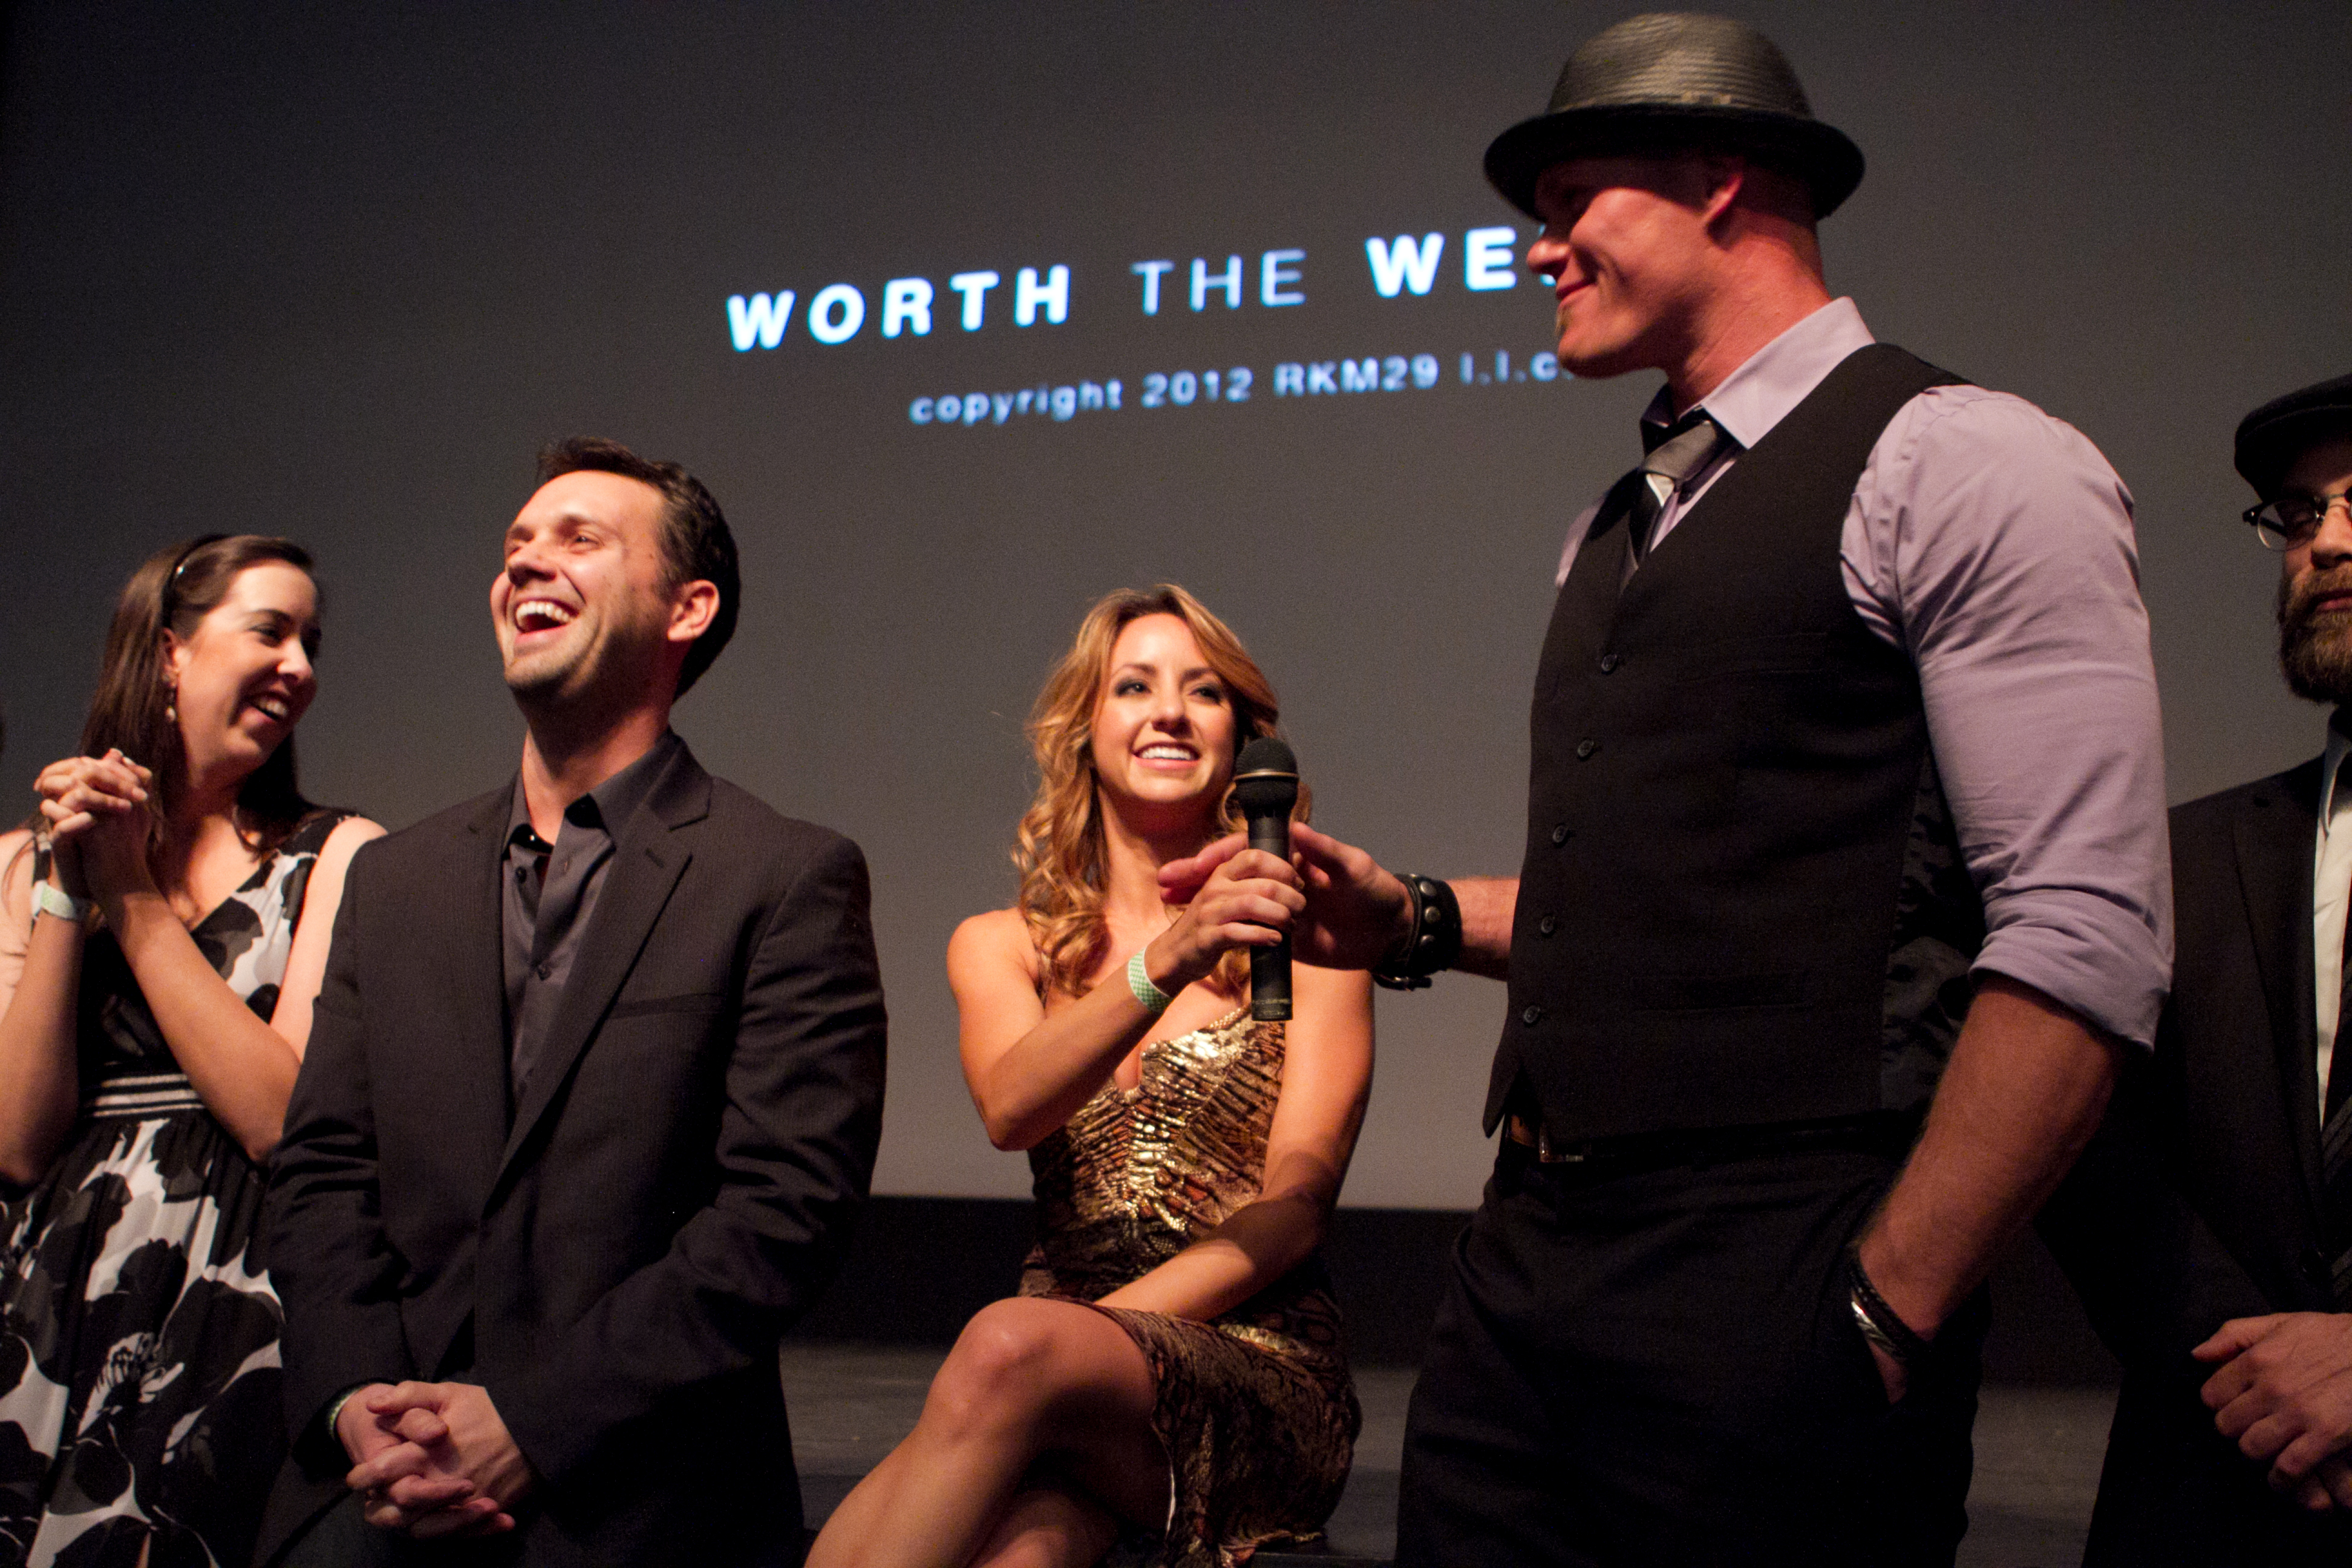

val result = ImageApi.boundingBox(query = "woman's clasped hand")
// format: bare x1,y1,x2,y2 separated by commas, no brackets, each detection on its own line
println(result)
0,535,380,1568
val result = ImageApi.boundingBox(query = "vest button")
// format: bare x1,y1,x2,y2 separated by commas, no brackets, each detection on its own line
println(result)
1598,652,1620,673
1537,914,1557,936
1521,1005,1544,1026
1575,738,1598,760
1550,823,1569,845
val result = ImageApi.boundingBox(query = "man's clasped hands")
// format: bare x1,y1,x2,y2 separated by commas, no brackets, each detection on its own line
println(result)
336,1381,537,1538
2198,1312,2352,1512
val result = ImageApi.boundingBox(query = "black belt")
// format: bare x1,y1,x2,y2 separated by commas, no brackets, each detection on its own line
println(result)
1503,1111,1913,1170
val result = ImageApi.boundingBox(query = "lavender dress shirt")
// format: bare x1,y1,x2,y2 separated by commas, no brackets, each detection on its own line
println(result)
1554,299,2172,1048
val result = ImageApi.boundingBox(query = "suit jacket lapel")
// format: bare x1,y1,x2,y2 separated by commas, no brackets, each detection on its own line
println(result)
2236,759,2326,1215
442,787,515,1204
492,745,710,1191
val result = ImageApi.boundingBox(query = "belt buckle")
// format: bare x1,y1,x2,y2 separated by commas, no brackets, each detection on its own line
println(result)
1511,1114,1580,1163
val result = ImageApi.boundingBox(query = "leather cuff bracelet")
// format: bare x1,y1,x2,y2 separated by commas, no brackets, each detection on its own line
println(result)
1846,1244,1933,1367
1372,874,1461,990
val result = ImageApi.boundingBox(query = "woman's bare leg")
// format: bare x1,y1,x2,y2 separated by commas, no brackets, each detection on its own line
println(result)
967,1484,1122,1568
805,1298,1166,1568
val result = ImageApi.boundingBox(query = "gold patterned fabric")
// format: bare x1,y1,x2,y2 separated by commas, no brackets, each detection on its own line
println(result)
1021,1007,1359,1567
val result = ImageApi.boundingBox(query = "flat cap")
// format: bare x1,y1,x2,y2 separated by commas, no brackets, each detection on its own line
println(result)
2236,372,2352,496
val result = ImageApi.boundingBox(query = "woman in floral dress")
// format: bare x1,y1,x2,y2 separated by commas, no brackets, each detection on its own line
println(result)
0,535,380,1567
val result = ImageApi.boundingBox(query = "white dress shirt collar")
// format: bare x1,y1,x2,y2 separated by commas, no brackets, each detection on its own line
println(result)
2311,711,2352,1115
2324,714,2352,824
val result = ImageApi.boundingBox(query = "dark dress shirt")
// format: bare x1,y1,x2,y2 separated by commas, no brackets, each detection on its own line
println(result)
501,731,679,1099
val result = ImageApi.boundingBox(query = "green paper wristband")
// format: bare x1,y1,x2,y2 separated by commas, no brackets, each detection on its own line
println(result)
33,881,91,924
1126,949,1174,1014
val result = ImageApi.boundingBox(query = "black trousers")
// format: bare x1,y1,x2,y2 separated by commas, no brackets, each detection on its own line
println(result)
1397,1142,1985,1567
2082,1372,2352,1566
273,1492,534,1567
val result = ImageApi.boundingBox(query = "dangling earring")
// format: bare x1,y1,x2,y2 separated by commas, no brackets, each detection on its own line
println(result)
164,682,177,725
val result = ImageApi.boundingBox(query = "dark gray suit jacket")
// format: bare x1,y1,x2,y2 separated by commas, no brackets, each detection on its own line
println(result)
259,740,886,1566
2042,760,2352,1563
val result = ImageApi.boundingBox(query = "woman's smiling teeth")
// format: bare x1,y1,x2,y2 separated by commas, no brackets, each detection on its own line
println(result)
250,694,290,722
514,599,577,634
1139,744,1197,762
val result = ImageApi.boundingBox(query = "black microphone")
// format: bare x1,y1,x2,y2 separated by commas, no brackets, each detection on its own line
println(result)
1230,737,1299,1022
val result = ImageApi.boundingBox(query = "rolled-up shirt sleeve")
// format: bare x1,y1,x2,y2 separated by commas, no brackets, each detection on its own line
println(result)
1847,384,2172,1047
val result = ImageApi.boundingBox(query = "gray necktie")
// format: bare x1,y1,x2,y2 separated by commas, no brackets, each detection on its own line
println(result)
1627,412,1731,564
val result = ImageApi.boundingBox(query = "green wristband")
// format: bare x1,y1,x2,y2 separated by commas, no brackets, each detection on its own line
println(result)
33,881,91,924
1126,949,1174,1014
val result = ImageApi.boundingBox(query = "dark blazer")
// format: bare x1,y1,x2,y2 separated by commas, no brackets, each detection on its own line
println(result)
258,740,886,1566
2040,760,2352,1563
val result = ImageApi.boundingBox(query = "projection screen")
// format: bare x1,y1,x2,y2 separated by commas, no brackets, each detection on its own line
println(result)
2,1,2348,1204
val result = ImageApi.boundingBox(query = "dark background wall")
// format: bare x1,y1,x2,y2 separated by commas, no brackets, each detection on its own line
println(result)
2,2,2348,1215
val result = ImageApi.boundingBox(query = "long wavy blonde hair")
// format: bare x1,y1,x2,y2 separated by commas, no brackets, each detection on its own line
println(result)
1016,585,1306,999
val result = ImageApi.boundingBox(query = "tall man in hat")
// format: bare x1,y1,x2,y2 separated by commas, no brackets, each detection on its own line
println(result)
1166,12,2169,1562
2040,375,2352,1564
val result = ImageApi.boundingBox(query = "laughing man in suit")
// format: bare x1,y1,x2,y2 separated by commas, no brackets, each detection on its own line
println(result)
259,439,887,1566
2042,374,2352,1563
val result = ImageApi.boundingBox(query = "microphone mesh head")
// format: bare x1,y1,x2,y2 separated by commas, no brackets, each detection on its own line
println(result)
1232,737,1298,818
1235,737,1296,776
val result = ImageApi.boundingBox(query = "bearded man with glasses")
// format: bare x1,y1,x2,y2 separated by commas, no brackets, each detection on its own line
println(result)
2042,371,2352,1564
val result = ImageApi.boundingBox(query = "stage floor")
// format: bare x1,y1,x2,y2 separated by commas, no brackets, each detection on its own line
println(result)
782,1342,2117,1564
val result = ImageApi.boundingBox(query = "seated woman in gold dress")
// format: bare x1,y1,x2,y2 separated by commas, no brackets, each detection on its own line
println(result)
809,586,1373,1568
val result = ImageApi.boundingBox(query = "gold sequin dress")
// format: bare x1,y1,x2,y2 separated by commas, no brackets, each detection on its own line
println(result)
1019,1006,1359,1567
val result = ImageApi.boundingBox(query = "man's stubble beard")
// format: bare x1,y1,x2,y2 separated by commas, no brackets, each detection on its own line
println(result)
503,598,671,724
503,640,583,702
2278,568,2352,704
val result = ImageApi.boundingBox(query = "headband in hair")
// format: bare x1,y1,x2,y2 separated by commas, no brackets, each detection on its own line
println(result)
162,534,230,618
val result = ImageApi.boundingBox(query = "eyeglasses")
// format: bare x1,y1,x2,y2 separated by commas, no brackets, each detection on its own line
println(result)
2246,492,2352,550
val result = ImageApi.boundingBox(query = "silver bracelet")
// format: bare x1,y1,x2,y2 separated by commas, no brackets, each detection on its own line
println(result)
1846,1245,1933,1367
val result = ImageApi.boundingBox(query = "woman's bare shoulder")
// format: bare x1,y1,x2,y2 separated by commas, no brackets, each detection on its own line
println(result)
0,832,36,930
0,829,33,912
949,906,1039,974
321,815,388,854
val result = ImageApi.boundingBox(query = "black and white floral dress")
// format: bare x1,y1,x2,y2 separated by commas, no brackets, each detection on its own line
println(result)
0,811,345,1568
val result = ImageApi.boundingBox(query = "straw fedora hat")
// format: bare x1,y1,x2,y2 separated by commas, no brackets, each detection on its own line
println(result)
1484,12,1865,221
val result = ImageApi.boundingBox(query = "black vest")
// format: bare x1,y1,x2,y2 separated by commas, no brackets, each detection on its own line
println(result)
1489,345,1985,1142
